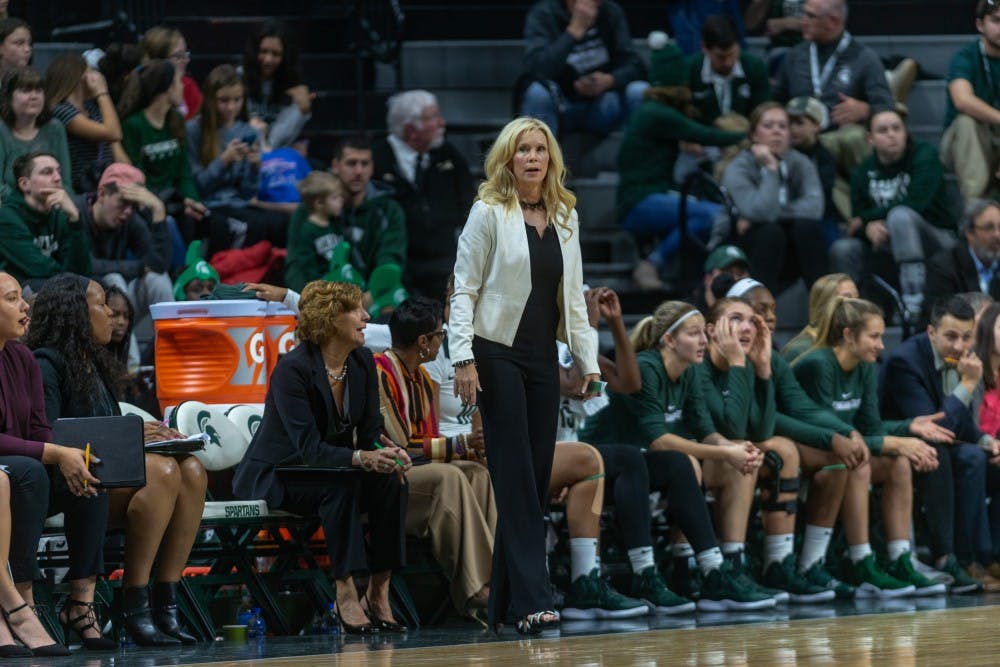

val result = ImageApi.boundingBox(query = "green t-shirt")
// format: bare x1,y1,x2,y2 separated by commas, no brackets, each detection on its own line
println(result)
579,348,716,447
944,39,1000,128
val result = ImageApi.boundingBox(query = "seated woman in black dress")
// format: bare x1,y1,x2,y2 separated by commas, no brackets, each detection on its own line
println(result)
233,280,412,634
27,274,208,647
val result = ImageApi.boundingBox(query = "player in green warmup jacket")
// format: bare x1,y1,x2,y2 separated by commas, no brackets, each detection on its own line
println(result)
580,301,776,611
793,297,954,597
701,296,834,603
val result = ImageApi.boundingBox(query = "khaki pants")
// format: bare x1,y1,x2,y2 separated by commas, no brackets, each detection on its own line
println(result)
405,461,496,612
820,123,871,220
940,113,1000,200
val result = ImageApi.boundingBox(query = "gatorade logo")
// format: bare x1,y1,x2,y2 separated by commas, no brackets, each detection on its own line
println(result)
228,327,267,386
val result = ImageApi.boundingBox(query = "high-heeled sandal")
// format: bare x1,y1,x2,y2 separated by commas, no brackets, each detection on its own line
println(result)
1,602,70,657
60,598,118,650
335,604,378,636
361,594,407,633
514,610,560,636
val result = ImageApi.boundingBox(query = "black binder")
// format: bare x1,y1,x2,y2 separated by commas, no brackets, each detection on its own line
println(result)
52,415,146,488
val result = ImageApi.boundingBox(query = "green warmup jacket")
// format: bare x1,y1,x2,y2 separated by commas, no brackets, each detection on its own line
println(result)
0,190,91,284
579,348,716,447
694,356,775,442
792,347,911,455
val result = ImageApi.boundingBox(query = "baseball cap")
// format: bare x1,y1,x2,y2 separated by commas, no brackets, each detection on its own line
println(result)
98,162,146,189
704,245,749,273
785,96,825,126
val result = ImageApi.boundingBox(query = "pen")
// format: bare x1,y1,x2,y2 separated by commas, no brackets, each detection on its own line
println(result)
84,443,91,488
373,440,405,468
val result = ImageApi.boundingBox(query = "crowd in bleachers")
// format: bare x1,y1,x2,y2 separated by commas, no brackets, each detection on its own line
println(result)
4,0,1000,653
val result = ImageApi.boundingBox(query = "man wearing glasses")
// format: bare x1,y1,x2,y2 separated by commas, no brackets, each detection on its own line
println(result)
773,0,893,214
923,200,1000,325
941,0,1000,201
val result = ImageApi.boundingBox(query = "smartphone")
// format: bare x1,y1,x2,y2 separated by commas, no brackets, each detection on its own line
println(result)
587,380,607,395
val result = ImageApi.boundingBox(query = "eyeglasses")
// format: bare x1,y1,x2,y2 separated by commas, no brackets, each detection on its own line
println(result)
169,50,191,63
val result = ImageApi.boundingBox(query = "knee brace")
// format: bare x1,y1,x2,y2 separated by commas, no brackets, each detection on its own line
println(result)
761,451,799,514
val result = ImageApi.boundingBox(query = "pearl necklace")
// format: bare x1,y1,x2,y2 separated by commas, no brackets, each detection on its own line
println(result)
325,360,348,382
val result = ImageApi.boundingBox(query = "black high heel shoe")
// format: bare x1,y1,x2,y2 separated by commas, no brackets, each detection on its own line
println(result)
335,602,378,635
121,586,181,647
514,610,560,636
60,598,118,650
361,595,407,633
152,582,197,644
1,602,70,657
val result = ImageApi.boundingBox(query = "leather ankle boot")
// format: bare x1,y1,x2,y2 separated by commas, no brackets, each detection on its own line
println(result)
121,586,181,647
152,582,197,644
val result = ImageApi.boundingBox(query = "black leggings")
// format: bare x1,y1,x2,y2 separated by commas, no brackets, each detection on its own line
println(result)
597,446,717,554
474,336,560,624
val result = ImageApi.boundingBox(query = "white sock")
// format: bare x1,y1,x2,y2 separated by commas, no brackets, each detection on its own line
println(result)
570,538,598,581
849,543,873,564
628,546,655,574
696,547,725,575
798,525,833,573
764,533,795,568
672,542,695,558
721,542,744,556
887,540,911,562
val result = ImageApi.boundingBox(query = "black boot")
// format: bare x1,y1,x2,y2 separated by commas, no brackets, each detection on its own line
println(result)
152,582,197,644
121,586,181,647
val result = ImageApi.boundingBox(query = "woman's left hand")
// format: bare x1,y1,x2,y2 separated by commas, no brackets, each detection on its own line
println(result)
581,373,602,400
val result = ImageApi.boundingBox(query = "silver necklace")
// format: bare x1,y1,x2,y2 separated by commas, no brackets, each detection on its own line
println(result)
325,360,348,382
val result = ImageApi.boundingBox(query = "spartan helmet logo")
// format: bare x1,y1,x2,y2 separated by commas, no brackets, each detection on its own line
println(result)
247,415,262,437
197,411,222,448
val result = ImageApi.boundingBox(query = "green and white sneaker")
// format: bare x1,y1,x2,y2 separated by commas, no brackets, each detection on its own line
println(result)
886,553,946,596
800,559,856,599
631,566,696,615
697,562,777,612
726,551,788,603
762,554,836,603
849,554,915,598
936,554,983,594
561,568,650,620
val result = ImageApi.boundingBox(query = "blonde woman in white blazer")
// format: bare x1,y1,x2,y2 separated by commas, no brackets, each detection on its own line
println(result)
450,117,600,635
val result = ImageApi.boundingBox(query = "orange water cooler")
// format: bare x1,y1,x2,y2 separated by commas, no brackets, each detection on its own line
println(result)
151,301,298,413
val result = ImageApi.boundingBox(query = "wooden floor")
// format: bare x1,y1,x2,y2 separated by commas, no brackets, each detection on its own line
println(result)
177,606,1000,666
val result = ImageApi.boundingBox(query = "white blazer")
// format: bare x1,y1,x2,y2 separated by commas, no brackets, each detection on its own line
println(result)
449,199,599,376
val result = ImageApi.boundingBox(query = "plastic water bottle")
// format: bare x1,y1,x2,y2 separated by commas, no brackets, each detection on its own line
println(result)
248,608,267,640
236,598,254,627
317,602,340,636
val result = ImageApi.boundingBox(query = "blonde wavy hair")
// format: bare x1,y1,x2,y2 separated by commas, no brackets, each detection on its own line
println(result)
297,281,363,346
477,117,576,233
630,300,702,352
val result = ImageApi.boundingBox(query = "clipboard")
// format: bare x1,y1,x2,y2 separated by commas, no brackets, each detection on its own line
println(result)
52,415,146,488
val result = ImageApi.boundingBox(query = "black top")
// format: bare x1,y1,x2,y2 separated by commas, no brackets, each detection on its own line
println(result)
514,222,563,347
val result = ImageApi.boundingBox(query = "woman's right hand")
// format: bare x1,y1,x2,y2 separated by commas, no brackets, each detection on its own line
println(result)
714,317,746,367
454,363,481,406
56,445,101,497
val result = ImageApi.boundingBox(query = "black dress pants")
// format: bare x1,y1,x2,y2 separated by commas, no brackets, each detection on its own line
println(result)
278,468,407,579
474,336,560,625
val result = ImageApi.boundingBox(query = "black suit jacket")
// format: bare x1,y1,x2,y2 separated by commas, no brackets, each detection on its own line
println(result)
371,137,475,295
232,341,383,507
922,242,1000,327
879,333,983,444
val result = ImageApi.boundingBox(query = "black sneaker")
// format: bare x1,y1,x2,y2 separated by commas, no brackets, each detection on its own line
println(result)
561,568,649,620
762,554,836,603
697,562,777,612
631,566,695,615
